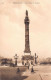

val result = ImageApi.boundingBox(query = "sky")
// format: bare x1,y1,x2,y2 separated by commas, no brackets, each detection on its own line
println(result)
0,0,51,58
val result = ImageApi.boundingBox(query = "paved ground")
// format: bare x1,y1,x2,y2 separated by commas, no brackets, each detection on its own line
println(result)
0,65,51,80
0,66,27,80
22,65,51,80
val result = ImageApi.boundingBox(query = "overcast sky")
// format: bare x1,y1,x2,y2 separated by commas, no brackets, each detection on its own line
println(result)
0,0,51,58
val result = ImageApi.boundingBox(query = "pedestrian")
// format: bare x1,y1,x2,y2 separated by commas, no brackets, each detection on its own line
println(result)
17,67,20,73
31,66,34,72
25,63,26,66
28,65,29,69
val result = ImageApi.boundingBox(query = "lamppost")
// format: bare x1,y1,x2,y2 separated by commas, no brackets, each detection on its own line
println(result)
34,53,38,64
14,54,18,66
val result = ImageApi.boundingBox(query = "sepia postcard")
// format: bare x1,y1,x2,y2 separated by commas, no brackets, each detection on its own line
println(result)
0,0,51,80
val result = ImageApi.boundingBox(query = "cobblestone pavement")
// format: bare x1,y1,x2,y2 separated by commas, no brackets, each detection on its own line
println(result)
22,65,51,80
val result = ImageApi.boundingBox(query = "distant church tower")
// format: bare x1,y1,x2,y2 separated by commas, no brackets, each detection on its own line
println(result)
24,10,31,54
